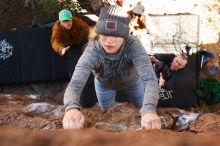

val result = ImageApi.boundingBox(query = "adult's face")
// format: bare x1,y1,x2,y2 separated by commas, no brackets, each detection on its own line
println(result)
170,55,187,71
99,35,124,55
61,20,72,30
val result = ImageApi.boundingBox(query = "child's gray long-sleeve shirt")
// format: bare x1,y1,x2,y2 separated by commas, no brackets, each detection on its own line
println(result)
64,35,159,116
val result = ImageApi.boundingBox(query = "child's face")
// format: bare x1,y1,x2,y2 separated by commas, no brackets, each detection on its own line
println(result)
99,35,124,55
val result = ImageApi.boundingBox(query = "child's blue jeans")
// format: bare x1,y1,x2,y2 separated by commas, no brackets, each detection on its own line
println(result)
94,78,144,112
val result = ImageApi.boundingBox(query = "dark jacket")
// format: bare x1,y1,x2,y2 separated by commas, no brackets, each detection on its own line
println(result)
154,53,176,81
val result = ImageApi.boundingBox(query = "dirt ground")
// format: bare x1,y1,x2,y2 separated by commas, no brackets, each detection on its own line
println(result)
1,1,220,146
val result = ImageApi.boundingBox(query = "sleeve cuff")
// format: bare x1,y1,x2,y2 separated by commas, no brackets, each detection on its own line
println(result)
140,104,157,116
64,104,82,113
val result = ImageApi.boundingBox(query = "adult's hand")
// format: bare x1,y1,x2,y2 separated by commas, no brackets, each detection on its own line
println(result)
141,112,161,129
149,56,159,63
63,108,85,129
60,46,70,57
159,76,165,88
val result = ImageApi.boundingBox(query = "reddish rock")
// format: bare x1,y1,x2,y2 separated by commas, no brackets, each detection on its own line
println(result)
189,113,220,133
0,94,220,146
